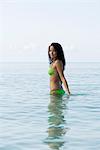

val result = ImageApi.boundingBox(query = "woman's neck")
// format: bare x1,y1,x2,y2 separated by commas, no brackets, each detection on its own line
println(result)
52,57,58,62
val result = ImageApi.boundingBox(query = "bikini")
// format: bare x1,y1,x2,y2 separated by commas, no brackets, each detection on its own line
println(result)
48,66,65,95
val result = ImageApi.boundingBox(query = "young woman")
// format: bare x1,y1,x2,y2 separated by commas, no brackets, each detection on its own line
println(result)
48,42,71,95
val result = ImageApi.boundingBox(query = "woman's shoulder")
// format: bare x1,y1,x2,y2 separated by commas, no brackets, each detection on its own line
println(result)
55,59,63,66
54,60,63,70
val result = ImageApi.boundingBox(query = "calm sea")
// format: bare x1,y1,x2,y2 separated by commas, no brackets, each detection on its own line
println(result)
0,62,100,150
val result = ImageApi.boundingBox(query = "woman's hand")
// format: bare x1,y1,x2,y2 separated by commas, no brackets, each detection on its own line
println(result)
65,89,71,95
67,90,71,96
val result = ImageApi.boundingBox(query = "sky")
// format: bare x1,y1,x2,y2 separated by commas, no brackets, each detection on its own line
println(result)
0,0,100,62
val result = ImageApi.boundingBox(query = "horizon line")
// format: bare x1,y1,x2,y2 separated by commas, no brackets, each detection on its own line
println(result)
0,61,100,63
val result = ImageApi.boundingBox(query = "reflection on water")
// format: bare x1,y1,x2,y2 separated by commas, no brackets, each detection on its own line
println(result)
45,95,69,150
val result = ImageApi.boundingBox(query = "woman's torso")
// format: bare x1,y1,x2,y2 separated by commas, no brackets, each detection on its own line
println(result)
49,61,63,91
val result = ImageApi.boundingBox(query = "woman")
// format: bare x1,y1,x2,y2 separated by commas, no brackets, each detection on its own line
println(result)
48,42,71,95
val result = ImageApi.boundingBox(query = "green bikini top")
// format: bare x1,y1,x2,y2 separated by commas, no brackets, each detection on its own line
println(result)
48,67,55,76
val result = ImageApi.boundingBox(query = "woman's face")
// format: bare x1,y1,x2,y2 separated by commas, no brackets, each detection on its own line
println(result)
49,46,57,60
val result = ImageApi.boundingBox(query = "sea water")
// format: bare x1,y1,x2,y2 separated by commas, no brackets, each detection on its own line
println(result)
0,62,100,150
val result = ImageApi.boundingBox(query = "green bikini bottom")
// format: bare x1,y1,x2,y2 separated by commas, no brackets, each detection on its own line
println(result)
50,89,65,95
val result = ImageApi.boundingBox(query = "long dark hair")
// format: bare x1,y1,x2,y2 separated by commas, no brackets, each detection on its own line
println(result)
48,42,66,70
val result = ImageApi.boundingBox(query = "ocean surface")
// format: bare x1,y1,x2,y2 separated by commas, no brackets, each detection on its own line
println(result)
0,62,100,150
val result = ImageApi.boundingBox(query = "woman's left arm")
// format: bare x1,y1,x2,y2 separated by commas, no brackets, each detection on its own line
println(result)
55,60,71,95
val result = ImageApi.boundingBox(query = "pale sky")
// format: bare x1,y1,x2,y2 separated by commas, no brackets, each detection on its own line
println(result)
0,0,100,62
